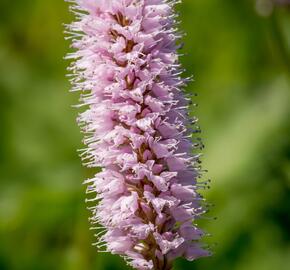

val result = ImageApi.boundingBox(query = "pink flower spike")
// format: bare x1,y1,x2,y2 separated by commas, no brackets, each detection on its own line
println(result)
66,0,212,269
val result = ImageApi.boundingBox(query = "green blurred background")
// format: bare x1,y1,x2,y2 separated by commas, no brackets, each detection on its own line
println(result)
0,0,289,269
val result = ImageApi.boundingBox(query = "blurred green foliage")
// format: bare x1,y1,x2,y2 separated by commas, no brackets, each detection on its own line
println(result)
0,0,289,269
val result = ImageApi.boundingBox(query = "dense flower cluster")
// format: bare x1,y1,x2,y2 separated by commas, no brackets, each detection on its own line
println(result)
66,0,211,269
